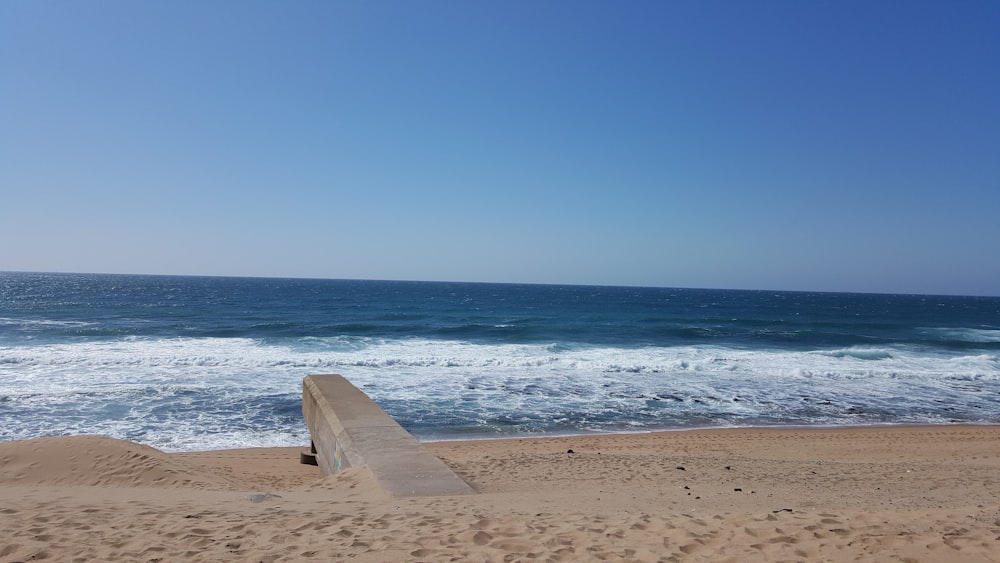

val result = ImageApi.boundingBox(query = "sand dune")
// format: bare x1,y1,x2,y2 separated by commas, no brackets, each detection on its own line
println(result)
2,426,1000,561
0,436,235,489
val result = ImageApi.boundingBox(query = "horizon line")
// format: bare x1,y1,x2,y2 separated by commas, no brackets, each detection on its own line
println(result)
2,269,997,299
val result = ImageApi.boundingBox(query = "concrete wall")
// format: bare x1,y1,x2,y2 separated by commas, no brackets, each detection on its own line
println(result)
302,374,474,497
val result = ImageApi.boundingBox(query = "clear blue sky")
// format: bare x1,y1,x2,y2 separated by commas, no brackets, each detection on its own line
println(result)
2,1,998,296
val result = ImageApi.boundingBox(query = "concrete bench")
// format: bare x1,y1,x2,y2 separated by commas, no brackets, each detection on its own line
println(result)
301,374,474,497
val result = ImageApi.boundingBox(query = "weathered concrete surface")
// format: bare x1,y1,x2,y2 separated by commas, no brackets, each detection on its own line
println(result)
302,374,474,497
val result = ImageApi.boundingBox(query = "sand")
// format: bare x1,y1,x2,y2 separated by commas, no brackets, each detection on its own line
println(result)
2,426,1000,562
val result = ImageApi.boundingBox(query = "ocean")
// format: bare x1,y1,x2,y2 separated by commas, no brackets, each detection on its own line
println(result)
1,272,999,452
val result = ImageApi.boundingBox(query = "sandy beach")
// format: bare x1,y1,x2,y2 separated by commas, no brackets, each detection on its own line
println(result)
2,426,1000,562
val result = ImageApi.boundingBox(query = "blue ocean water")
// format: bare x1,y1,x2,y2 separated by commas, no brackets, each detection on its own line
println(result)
1,272,999,451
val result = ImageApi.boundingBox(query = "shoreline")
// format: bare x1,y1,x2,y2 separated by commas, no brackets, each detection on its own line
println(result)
3,425,1000,561
416,421,1000,444
9,420,995,453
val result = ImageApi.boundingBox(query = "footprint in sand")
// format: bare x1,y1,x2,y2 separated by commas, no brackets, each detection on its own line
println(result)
472,531,492,545
490,538,538,553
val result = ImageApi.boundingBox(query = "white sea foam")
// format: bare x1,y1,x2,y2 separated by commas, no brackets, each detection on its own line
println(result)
2,336,998,450
2,337,998,389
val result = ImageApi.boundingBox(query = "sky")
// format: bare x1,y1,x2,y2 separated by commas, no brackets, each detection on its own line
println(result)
1,1,998,296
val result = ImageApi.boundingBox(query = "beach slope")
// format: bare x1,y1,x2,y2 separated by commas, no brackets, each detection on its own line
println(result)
2,426,999,561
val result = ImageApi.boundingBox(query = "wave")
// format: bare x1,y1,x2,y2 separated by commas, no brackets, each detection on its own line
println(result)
820,348,893,360
3,336,999,450
1,336,996,376
921,327,1000,344
0,317,95,329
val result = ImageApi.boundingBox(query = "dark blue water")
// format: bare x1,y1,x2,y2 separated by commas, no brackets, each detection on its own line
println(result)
2,272,999,450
